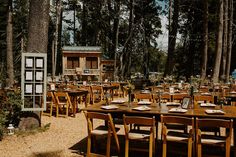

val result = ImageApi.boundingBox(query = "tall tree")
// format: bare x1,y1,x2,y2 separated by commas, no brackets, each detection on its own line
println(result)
201,0,208,81
164,0,179,76
221,0,228,81
26,0,50,53
120,0,134,80
226,0,233,82
212,0,223,83
52,0,62,79
6,0,14,87
113,0,121,80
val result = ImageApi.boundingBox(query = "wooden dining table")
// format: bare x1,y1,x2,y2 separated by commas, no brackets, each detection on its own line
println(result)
51,89,89,117
67,89,89,117
83,101,236,156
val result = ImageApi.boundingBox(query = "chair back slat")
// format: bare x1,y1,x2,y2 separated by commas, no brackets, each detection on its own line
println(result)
196,118,233,129
123,115,155,126
161,115,194,126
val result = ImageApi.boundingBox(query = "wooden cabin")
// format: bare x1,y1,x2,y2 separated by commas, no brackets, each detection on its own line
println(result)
62,46,115,81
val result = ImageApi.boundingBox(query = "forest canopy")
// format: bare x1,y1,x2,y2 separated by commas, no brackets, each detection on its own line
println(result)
0,0,236,87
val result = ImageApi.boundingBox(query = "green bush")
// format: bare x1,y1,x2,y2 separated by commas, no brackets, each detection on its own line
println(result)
0,89,22,139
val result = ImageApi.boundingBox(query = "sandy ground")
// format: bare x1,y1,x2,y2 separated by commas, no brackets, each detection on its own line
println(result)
0,112,89,157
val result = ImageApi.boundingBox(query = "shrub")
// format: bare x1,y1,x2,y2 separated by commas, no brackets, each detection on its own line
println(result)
0,89,22,139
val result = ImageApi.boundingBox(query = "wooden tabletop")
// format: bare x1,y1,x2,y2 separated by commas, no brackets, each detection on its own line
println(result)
83,101,236,119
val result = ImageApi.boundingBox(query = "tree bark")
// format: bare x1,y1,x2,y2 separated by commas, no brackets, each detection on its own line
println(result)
164,0,179,76
53,0,62,79
113,0,121,80
212,0,224,83
221,0,228,81
226,0,233,82
201,0,208,81
6,0,14,88
26,0,50,53
120,0,134,80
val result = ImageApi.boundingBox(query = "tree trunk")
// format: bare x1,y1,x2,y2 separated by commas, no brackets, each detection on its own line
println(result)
226,0,233,82
164,0,179,76
6,0,14,87
120,0,134,80
26,0,50,53
81,0,87,46
212,0,224,83
113,0,121,80
221,0,228,81
53,0,62,79
21,0,50,130
201,0,208,81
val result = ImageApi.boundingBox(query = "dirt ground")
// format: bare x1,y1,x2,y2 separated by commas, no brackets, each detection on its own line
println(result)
0,112,89,157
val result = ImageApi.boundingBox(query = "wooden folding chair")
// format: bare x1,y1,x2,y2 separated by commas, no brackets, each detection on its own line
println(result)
80,85,92,105
196,118,233,157
194,95,214,106
160,93,171,103
123,115,156,157
54,91,72,117
111,83,123,97
91,85,104,104
172,93,190,103
161,115,194,157
134,93,152,102
42,91,56,117
84,111,120,157
194,95,222,136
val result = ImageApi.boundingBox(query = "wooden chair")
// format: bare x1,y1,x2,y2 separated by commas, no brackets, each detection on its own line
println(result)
194,95,222,136
152,94,160,103
123,115,156,157
54,91,72,117
194,95,214,105
91,85,104,104
160,93,171,102
196,118,233,157
172,93,189,103
80,85,92,105
134,93,152,102
111,82,123,97
161,115,194,157
84,111,120,157
199,86,209,93
42,91,56,117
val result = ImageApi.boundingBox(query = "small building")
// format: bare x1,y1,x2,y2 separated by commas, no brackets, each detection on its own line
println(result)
62,46,115,81
101,59,115,81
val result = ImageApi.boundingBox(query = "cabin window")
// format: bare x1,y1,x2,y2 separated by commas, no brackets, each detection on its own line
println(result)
86,57,98,69
67,57,80,69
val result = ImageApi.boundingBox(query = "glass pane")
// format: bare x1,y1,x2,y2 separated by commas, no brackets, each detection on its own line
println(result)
86,61,91,69
67,60,73,69
92,60,98,69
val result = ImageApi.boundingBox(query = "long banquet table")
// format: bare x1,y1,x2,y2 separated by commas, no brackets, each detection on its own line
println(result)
83,101,236,155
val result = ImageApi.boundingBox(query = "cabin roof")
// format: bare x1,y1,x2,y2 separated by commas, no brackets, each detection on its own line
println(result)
62,46,101,53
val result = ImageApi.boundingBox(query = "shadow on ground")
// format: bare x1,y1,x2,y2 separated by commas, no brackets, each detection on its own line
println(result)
69,135,233,157
29,150,64,157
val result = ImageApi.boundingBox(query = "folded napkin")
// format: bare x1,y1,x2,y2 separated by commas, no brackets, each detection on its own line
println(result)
132,105,151,111
168,108,188,113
